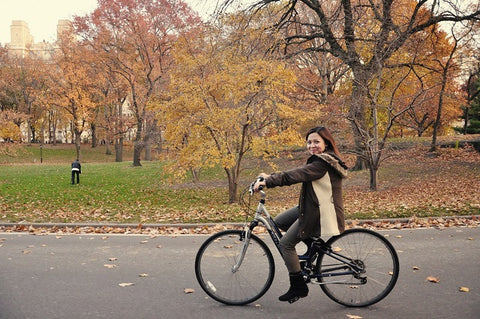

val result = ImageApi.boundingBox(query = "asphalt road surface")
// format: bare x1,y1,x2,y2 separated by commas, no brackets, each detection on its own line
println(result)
1,226,479,319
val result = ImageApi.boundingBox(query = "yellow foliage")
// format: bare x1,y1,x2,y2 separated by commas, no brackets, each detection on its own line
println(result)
0,121,21,141
151,18,312,181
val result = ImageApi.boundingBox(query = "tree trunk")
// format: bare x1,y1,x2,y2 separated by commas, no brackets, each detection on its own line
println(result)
463,106,469,135
191,168,201,183
51,113,57,145
114,102,123,162
115,137,123,162
74,130,82,161
30,124,35,144
349,68,369,171
91,123,97,148
27,120,32,144
225,167,239,204
369,163,378,190
430,95,443,153
228,177,238,204
133,115,143,166
144,139,152,161
133,141,143,166
431,34,456,152
105,140,112,155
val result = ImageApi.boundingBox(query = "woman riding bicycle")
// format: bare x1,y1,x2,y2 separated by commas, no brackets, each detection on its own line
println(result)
253,126,348,303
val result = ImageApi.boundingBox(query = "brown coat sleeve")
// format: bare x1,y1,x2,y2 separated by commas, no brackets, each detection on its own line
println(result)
265,160,329,188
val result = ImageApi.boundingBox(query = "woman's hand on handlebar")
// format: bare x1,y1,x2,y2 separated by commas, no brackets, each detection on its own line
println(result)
253,173,269,192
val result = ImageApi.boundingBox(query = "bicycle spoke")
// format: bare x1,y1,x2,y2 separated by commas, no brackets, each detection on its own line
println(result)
316,228,399,307
195,230,275,305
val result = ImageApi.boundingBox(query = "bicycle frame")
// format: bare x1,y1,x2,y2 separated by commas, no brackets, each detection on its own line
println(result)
234,189,364,284
232,190,282,272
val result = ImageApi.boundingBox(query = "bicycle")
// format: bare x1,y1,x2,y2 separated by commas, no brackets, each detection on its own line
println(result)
195,178,399,306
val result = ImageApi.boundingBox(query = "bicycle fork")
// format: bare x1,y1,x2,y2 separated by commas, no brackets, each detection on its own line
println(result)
232,216,281,273
231,227,253,273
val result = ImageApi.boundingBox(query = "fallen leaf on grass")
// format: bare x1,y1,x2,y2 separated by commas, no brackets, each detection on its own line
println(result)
459,287,470,292
426,276,440,283
184,288,195,294
119,283,134,287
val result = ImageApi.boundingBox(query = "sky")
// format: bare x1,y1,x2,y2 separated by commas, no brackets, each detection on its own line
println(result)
0,0,218,45
0,0,98,44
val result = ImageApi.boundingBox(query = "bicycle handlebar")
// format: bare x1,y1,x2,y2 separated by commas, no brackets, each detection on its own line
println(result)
249,176,264,195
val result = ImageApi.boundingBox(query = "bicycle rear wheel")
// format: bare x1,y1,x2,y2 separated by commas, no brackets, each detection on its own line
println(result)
195,230,275,305
316,228,399,307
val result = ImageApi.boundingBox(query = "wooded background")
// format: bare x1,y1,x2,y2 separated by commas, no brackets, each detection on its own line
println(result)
1,0,480,203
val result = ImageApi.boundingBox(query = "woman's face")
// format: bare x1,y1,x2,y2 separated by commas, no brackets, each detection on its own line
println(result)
307,132,326,155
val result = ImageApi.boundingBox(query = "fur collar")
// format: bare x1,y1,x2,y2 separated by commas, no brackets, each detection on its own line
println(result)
315,153,348,178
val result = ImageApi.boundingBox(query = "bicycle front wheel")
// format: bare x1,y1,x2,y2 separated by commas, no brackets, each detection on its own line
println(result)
195,230,275,305
316,228,399,307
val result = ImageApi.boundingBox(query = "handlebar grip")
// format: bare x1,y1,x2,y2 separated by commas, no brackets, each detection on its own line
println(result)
249,176,265,195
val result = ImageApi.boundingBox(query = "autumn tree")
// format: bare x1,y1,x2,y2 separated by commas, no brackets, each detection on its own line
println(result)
281,3,350,108
46,30,99,160
75,0,202,166
88,62,135,161
153,14,307,203
456,17,480,135
0,50,49,144
385,23,461,138
247,0,480,189
462,69,480,134
429,23,469,152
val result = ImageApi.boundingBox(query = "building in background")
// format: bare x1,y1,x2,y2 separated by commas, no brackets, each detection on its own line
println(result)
5,19,72,59
2,20,135,145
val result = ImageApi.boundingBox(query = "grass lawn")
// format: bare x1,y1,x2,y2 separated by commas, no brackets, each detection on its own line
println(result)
0,142,479,224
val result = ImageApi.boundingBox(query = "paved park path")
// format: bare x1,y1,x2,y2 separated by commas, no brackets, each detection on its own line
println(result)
1,226,479,319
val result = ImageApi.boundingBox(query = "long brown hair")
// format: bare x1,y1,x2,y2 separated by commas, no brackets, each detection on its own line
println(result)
305,126,342,159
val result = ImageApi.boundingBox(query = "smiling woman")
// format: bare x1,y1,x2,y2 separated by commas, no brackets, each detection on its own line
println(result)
251,126,349,302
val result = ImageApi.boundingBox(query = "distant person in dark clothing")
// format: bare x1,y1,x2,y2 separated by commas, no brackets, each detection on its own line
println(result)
71,159,81,184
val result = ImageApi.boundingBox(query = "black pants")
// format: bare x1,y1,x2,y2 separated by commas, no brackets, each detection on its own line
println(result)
274,206,302,273
71,171,80,184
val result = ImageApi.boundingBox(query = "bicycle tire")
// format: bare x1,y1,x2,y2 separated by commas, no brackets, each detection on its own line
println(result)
195,230,275,305
315,228,399,307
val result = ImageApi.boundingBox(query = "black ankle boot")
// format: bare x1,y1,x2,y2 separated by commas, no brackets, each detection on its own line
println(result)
278,272,309,303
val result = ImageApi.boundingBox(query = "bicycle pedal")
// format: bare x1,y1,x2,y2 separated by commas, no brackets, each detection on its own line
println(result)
288,297,300,304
